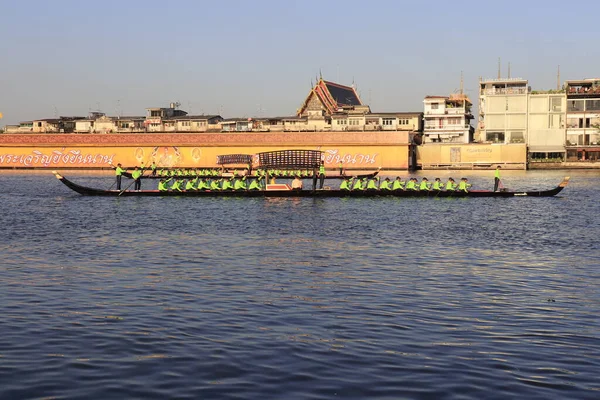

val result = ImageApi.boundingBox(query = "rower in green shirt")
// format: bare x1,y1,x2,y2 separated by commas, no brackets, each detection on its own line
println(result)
380,177,391,190
158,178,171,191
367,177,379,190
458,178,471,192
494,165,502,192
234,177,247,190
406,178,417,191
318,162,326,189
419,178,430,191
446,178,457,191
131,167,143,191
171,179,183,192
340,178,352,191
432,178,443,190
222,177,234,190
185,179,196,191
110,163,127,190
392,177,405,191
248,177,262,190
352,177,365,190
210,179,221,191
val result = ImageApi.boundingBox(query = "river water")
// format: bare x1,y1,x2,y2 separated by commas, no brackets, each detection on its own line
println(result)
0,170,598,399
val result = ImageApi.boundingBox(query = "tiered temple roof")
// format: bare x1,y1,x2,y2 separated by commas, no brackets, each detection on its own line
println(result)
297,78,362,116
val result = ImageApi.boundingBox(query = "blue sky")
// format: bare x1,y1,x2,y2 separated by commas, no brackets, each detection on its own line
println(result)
1,0,599,127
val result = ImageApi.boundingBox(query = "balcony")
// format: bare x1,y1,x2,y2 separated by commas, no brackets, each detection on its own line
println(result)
483,87,528,95
424,124,471,131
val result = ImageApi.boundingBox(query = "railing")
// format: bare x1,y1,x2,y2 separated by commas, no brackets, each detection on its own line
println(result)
424,125,471,130
483,88,527,95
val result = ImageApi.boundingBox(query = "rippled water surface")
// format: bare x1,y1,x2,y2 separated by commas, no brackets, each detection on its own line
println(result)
1,170,599,399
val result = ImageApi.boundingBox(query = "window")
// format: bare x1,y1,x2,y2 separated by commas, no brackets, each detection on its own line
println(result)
510,131,524,143
486,131,505,143
550,97,562,112
382,118,394,126
568,100,584,112
431,103,439,109
586,99,600,111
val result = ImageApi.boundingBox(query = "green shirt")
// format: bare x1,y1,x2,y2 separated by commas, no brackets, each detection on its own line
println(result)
158,180,170,191
380,180,391,190
392,180,404,190
419,181,430,190
495,168,501,179
171,180,182,191
131,170,142,180
446,181,456,190
367,179,378,190
115,166,125,176
248,180,261,190
222,180,233,190
352,179,364,190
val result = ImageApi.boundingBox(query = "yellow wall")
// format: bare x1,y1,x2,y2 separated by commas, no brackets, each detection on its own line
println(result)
0,132,410,169
0,144,409,170
417,144,527,169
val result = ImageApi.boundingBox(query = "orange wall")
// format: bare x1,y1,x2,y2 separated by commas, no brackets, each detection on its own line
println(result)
0,132,410,169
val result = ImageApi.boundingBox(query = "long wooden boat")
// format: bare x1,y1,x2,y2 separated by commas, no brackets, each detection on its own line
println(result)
53,172,569,198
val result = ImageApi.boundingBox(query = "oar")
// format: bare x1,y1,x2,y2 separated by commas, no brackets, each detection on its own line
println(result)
118,178,136,196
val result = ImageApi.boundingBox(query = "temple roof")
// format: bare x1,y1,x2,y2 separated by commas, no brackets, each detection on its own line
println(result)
298,78,362,116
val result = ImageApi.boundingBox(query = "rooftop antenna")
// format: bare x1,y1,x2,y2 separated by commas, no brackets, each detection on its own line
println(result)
508,62,511,79
319,68,322,80
116,99,121,118
497,57,501,79
557,65,561,90
188,101,192,115
53,105,58,118
460,71,464,95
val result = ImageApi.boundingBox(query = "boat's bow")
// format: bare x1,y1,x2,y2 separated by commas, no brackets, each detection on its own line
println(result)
53,171,117,195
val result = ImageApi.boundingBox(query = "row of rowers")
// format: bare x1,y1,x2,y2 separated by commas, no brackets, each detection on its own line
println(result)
154,168,324,178
158,175,270,191
341,177,472,192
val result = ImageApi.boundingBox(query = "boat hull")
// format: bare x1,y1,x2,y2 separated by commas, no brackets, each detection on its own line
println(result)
53,173,569,198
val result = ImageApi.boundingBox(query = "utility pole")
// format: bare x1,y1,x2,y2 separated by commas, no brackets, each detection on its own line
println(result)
497,57,501,79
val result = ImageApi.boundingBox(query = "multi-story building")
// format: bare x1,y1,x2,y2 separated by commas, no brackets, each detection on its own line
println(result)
527,91,565,161
422,95,473,143
565,79,600,161
145,103,188,132
478,78,529,144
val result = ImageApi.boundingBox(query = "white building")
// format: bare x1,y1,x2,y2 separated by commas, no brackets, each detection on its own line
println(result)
478,78,529,144
565,79,600,161
527,92,566,161
423,95,473,143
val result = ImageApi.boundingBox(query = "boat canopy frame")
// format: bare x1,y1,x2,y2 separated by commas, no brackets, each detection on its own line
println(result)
258,150,323,170
216,154,253,165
